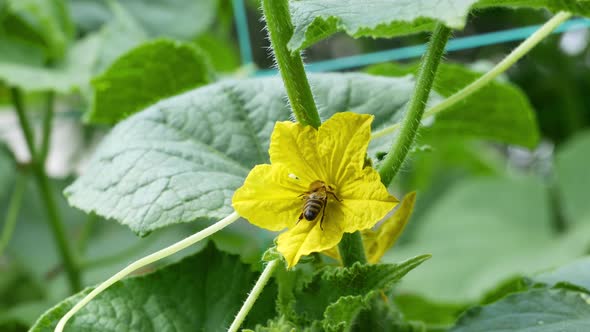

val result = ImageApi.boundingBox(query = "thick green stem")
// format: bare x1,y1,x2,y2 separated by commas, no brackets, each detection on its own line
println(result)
371,12,572,140
11,88,81,293
338,232,367,267
261,0,321,128
378,24,451,186
40,91,55,164
0,173,26,256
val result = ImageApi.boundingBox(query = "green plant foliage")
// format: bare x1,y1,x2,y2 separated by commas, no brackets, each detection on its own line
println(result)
3,1,590,331
66,69,538,235
476,0,590,15
367,62,539,148
394,294,467,328
29,243,277,332
288,0,480,52
69,0,113,33
534,257,590,293
384,177,590,303
246,316,299,332
119,0,219,40
451,289,590,331
65,73,418,235
0,1,148,93
351,295,427,332
0,33,99,92
555,131,590,223
88,39,212,125
90,1,147,73
278,255,430,330
288,0,590,52
194,33,240,72
0,146,15,198
4,0,73,59
69,0,219,41
0,177,201,328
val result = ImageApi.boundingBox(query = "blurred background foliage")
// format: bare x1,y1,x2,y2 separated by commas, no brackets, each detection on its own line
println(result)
0,1,589,331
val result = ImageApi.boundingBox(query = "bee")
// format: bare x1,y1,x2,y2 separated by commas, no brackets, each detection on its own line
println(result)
298,180,342,229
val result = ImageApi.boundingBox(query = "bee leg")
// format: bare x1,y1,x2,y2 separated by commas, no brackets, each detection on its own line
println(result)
297,213,303,224
319,199,327,230
329,192,342,202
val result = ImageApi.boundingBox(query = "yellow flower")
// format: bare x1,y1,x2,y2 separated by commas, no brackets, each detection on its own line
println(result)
232,112,398,267
323,192,416,264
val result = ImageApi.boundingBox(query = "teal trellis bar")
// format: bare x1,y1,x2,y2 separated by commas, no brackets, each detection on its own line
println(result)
254,18,590,76
232,0,254,65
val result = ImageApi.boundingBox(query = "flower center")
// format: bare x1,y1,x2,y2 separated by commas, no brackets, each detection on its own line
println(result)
298,180,342,229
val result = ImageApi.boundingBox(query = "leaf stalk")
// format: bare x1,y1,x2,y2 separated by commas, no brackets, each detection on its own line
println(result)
228,259,279,332
371,11,573,141
54,212,241,332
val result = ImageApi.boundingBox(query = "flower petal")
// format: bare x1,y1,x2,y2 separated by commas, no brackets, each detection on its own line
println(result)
277,205,345,267
339,167,398,231
365,192,416,264
269,121,326,184
232,164,307,231
317,112,373,185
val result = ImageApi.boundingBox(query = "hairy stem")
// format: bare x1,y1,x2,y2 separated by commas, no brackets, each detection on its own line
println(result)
371,12,572,140
12,88,82,292
55,212,241,332
338,232,367,267
378,24,451,186
228,259,279,332
0,173,26,256
261,0,321,128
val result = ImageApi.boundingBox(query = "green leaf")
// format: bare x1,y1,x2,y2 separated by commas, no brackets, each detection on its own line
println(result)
29,243,277,332
91,1,147,73
476,0,590,16
65,73,420,235
247,316,299,332
368,62,539,148
0,0,149,93
0,32,100,92
69,0,219,41
288,0,590,52
2,175,200,311
394,294,466,327
280,255,430,330
4,0,74,59
352,295,426,332
534,257,590,293
69,0,113,34
120,0,220,40
384,176,590,303
555,131,590,223
288,0,479,52
87,39,212,125
194,33,240,73
451,289,590,332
